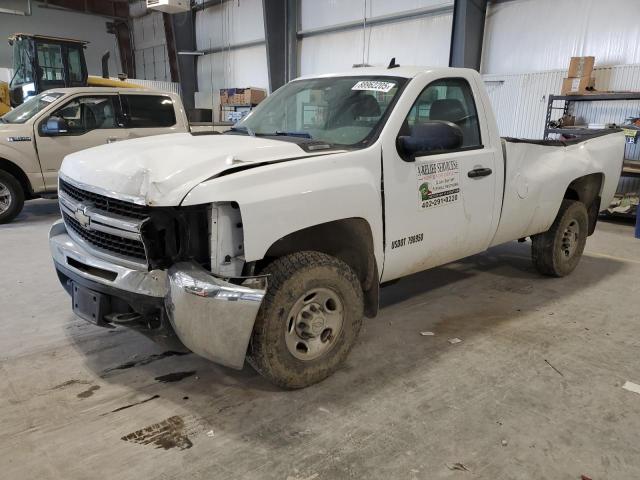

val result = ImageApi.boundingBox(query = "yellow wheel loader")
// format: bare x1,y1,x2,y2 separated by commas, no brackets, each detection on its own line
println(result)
1,33,139,113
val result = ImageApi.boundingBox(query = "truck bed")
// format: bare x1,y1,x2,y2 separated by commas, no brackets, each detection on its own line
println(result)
490,130,625,247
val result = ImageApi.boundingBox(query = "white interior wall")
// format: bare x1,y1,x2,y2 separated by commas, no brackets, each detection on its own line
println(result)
300,0,452,29
299,0,453,76
0,3,121,75
299,11,453,76
131,1,171,82
0,68,11,83
482,0,640,75
195,45,269,109
483,64,640,139
194,0,268,118
195,0,265,49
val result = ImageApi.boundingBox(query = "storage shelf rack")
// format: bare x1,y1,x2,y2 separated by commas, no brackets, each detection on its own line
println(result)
543,92,640,216
543,92,640,140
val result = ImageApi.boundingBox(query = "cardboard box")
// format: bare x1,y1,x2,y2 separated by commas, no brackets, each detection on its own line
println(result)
220,87,267,106
567,56,595,78
561,76,595,95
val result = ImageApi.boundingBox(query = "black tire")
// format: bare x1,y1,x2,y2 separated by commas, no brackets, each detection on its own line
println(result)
531,199,588,277
247,251,364,389
0,170,25,225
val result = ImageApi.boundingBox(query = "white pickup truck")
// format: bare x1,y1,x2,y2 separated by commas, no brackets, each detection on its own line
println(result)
0,87,189,223
49,67,624,388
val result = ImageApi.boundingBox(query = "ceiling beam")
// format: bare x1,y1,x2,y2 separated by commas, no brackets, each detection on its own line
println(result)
36,0,128,19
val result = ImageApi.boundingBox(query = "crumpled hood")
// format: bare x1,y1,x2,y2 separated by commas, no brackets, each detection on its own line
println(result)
60,132,314,206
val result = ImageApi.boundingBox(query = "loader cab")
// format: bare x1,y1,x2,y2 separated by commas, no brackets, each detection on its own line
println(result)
8,34,88,107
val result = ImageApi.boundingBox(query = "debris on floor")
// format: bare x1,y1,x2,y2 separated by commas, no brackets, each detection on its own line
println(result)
420,331,435,336
607,193,639,216
622,381,640,395
448,338,462,344
544,359,564,377
501,439,508,447
581,475,593,480
446,462,470,472
206,430,215,438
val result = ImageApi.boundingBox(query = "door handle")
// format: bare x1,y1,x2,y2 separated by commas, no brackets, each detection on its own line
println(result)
468,167,492,178
106,137,118,144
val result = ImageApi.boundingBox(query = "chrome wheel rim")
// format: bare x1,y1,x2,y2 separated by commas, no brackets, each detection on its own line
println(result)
561,219,579,259
0,182,11,214
284,287,344,361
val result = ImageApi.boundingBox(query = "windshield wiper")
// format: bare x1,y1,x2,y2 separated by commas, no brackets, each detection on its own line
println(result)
273,130,313,139
228,126,256,137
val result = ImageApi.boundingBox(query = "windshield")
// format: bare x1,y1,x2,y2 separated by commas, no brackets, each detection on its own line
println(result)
235,76,407,147
10,37,34,87
1,92,64,124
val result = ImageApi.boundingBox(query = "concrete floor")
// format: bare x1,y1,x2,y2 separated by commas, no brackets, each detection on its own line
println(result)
1,199,640,480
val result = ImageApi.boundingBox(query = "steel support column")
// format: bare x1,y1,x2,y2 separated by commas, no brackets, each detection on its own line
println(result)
163,13,180,83
170,11,198,111
263,0,298,92
449,0,488,71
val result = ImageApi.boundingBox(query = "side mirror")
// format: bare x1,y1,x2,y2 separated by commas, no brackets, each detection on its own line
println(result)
397,121,463,161
42,117,68,136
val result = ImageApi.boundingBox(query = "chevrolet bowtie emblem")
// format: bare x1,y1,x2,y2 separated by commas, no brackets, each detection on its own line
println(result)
74,206,91,229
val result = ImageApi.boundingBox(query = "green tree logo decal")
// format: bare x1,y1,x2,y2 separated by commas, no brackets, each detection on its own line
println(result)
419,182,432,201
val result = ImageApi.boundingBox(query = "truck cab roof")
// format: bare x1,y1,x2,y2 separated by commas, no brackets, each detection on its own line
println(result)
41,87,176,96
295,65,479,81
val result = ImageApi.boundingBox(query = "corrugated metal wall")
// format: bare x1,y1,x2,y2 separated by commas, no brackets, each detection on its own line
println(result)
483,64,640,198
483,65,640,139
299,0,453,76
482,0,640,75
127,78,181,95
194,0,267,117
131,1,171,82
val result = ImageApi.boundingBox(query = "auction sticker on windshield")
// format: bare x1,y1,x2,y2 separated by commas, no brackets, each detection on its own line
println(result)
416,159,460,209
41,95,57,103
351,80,395,93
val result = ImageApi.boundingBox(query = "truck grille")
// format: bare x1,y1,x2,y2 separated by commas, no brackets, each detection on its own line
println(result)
59,177,149,265
59,178,149,220
62,212,147,261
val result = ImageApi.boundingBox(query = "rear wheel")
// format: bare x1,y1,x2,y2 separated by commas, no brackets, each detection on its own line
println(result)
247,251,364,389
0,170,25,224
531,199,588,277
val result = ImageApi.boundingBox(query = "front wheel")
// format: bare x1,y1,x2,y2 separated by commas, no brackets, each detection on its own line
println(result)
247,251,364,389
531,199,588,277
0,170,25,225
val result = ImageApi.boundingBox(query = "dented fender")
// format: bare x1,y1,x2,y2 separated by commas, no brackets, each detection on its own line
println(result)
181,147,385,271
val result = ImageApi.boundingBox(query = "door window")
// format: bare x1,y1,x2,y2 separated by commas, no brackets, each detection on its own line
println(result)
47,96,119,134
121,95,176,128
67,46,84,84
36,43,64,84
401,78,482,150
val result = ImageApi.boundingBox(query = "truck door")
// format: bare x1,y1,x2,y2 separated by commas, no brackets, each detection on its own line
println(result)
381,76,500,282
34,94,128,189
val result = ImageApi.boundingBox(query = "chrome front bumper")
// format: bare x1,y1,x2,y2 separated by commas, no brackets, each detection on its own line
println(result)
49,219,267,369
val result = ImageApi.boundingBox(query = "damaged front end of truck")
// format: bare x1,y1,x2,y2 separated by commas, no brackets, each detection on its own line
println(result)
50,173,267,369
